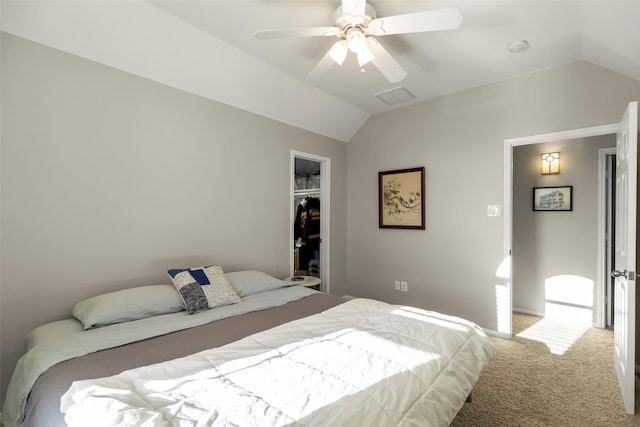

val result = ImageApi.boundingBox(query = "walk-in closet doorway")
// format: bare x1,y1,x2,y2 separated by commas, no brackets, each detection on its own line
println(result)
290,151,331,293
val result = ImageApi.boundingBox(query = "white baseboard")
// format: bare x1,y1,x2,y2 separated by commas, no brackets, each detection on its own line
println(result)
513,307,545,317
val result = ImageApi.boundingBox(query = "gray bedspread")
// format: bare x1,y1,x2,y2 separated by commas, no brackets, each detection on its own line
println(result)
23,293,346,427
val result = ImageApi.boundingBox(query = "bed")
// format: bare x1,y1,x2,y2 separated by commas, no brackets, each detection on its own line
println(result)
2,269,496,427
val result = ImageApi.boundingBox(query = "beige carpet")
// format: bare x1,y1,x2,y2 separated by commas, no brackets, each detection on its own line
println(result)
450,313,640,427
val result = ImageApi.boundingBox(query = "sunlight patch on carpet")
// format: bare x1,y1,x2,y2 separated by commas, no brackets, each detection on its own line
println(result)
517,274,594,354
516,317,589,355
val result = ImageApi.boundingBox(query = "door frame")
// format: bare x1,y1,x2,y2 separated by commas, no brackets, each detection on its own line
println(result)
503,123,619,336
599,147,617,328
290,150,331,294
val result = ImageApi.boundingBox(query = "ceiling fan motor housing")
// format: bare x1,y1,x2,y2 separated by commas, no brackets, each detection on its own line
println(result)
333,3,377,34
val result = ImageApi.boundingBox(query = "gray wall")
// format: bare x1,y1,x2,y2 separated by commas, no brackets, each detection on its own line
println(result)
0,33,348,402
346,61,640,332
513,136,616,316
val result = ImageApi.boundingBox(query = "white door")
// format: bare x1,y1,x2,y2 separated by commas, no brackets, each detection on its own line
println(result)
613,101,637,415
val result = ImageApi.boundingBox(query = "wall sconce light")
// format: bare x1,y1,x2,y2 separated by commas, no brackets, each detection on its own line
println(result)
541,152,560,175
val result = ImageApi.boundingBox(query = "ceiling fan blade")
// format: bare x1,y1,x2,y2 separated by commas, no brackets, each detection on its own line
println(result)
306,41,344,82
368,8,463,36
342,0,367,25
255,26,341,40
367,38,407,83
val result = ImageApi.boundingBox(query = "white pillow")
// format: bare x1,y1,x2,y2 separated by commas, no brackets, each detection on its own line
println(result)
226,271,289,297
73,284,185,330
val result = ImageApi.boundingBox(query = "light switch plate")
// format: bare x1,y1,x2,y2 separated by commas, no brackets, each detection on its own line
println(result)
487,204,501,217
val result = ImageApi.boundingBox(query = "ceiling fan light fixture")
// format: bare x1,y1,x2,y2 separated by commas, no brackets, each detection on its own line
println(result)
357,45,375,67
329,41,349,65
346,28,367,53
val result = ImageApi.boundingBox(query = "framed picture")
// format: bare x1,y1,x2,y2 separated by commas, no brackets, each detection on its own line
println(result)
533,186,573,211
379,167,425,229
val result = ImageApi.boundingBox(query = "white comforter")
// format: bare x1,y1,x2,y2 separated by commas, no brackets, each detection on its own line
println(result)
61,298,496,427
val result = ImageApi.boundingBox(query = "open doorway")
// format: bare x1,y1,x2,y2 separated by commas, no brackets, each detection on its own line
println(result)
510,135,616,328
290,151,331,293
504,123,619,337
505,103,638,414
294,158,321,280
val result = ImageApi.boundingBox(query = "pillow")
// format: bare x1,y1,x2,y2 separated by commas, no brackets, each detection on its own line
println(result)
168,265,241,314
26,319,84,350
72,284,185,330
226,270,289,297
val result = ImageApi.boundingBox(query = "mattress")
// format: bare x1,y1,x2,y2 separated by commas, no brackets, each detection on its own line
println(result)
3,287,495,427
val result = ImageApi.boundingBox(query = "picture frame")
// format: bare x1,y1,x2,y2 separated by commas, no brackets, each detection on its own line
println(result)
533,186,573,211
379,167,425,229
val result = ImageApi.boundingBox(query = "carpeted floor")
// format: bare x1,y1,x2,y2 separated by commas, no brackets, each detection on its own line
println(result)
450,313,640,426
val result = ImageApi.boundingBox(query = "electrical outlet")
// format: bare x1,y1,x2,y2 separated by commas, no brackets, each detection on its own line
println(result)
394,280,401,290
401,281,408,292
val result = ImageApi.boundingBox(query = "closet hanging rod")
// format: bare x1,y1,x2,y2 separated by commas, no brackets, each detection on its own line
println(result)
294,189,321,197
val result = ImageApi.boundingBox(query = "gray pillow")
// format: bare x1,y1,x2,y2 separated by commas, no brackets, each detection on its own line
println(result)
73,284,185,330
26,319,84,350
226,271,289,297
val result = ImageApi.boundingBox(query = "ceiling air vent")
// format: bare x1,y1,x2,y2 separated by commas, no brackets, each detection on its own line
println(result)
375,86,416,106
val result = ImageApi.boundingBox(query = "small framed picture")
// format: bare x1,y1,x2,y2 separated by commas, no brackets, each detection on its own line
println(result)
379,167,425,229
533,186,573,211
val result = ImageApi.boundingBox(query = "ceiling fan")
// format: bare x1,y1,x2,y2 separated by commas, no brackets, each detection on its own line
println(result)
255,0,463,83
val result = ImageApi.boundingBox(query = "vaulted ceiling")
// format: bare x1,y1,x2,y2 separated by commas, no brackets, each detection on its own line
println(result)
2,1,639,142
